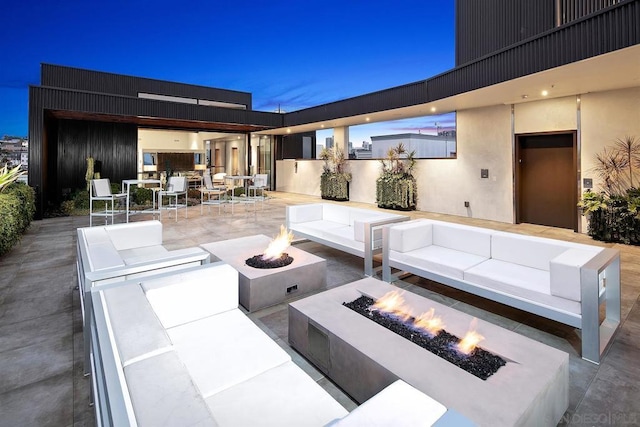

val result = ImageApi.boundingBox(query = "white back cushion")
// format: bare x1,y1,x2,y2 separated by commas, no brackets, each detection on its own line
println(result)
322,204,350,225
87,242,125,271
389,220,433,253
106,220,163,251
491,232,571,271
432,222,493,257
287,204,323,223
103,284,172,366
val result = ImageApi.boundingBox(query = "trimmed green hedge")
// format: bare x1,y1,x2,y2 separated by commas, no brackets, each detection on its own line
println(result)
0,183,36,255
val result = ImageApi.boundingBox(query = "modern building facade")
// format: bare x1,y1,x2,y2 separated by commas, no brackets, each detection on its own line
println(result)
29,0,639,229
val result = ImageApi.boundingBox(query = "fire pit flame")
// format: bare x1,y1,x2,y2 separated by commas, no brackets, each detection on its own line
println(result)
263,225,294,260
372,291,444,335
455,318,485,355
413,308,446,336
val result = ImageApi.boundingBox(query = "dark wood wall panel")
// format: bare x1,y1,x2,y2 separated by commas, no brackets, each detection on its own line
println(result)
157,153,194,172
56,119,137,198
41,64,253,108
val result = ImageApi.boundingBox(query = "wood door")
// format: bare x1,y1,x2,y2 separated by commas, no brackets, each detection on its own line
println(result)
517,133,577,230
232,147,239,175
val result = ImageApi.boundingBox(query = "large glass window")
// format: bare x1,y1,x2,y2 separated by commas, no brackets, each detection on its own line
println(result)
345,112,456,159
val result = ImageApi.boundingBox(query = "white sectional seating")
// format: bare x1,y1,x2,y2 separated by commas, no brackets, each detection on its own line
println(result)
286,203,409,276
382,219,621,364
89,263,462,426
76,220,210,373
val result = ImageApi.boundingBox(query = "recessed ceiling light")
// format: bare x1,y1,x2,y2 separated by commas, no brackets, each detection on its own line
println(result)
541,90,548,96
522,94,528,99
365,117,370,122
286,129,291,133
430,107,436,112
321,124,325,128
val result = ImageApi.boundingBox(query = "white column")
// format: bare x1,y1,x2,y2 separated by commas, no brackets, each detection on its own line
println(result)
334,126,349,158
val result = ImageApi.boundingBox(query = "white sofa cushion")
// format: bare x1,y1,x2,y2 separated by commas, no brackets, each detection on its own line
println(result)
322,204,350,225
464,259,581,315
167,309,291,398
82,227,112,245
144,263,239,328
106,220,163,251
491,232,572,271
389,220,433,253
291,219,346,234
287,204,323,223
103,285,172,366
123,350,216,426
205,361,348,427
392,245,487,280
87,241,125,271
329,380,447,427
119,245,168,264
550,248,602,302
432,222,493,258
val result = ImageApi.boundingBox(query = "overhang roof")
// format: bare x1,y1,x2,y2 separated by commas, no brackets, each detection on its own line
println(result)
263,44,640,135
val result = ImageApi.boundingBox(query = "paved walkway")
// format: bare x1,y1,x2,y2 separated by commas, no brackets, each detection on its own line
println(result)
0,192,638,426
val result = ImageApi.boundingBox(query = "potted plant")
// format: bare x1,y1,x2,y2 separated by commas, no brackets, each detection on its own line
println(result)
320,146,351,201
579,135,640,244
376,142,417,210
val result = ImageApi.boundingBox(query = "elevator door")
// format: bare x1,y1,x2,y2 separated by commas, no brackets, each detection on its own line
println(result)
517,133,577,230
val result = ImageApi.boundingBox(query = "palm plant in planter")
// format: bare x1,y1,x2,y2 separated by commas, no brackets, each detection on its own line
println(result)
376,142,417,210
320,146,351,201
579,135,640,244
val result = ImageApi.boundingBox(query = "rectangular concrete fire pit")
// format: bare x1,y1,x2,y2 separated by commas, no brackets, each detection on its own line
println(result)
289,277,569,427
201,235,326,312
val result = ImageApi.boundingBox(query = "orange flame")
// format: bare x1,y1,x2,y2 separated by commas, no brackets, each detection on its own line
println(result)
371,291,412,322
372,291,444,333
413,308,445,336
263,225,294,260
456,318,484,355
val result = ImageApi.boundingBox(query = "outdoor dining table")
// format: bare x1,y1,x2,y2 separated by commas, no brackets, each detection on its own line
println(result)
121,179,162,222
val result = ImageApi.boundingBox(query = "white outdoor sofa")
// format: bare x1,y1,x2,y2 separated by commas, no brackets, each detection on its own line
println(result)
76,220,210,373
286,203,410,276
381,219,621,364
88,262,467,426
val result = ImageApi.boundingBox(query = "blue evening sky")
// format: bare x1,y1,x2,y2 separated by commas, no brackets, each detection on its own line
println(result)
0,0,455,141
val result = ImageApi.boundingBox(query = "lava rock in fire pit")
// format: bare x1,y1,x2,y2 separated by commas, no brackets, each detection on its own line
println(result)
343,295,506,380
246,253,294,269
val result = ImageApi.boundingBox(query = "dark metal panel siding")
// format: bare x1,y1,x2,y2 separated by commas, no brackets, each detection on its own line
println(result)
40,64,253,108
455,0,556,66
36,87,282,128
56,120,137,197
560,0,625,24
284,81,427,126
437,0,639,99
28,87,45,218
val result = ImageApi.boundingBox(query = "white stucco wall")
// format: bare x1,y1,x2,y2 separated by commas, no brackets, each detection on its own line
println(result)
515,96,577,134
275,87,640,227
581,86,640,192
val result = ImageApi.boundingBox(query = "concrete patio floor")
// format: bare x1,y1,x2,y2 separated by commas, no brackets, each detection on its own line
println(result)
1,192,638,426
